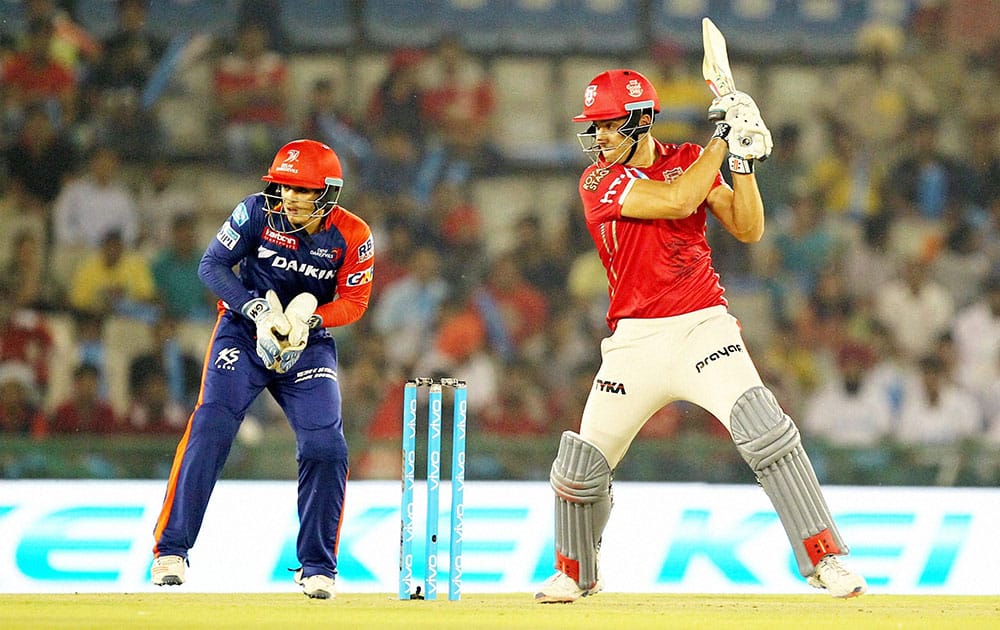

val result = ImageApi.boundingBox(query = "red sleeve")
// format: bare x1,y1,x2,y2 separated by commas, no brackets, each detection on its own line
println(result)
316,208,374,328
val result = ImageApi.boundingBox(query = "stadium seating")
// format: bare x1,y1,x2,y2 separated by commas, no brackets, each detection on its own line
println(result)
361,0,443,49
278,0,354,51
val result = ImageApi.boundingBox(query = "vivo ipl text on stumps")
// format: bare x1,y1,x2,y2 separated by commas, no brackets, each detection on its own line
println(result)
399,377,467,601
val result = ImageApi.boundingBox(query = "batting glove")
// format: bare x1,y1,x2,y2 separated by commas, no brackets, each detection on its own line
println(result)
725,104,773,163
708,90,758,121
241,290,290,371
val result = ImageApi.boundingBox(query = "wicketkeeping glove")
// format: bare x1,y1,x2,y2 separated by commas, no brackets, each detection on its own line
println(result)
240,289,290,371
277,292,318,373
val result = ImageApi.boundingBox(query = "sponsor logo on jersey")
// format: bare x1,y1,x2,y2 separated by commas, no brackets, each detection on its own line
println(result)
595,379,627,395
257,246,337,280
695,344,743,373
215,347,240,370
583,168,610,192
261,226,299,250
309,247,340,259
216,224,240,250
346,266,373,286
231,202,249,226
357,236,374,263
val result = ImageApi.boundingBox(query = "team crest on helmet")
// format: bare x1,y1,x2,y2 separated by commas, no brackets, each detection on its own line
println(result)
276,149,300,174
626,79,643,97
584,84,598,106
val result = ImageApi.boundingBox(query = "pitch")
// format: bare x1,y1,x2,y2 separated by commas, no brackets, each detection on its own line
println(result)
2,593,998,629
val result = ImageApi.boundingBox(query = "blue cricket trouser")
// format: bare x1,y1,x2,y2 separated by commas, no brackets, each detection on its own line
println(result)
153,313,348,579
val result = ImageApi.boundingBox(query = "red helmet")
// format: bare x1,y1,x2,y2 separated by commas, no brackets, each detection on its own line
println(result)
572,69,660,123
261,139,343,190
260,139,344,234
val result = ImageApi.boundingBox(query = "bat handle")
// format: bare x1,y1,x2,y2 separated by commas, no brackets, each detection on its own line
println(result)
708,111,725,122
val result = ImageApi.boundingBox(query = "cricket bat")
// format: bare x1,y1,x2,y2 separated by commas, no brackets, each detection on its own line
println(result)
702,17,736,120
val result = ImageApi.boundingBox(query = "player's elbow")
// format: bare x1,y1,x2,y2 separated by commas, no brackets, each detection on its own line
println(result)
730,223,764,243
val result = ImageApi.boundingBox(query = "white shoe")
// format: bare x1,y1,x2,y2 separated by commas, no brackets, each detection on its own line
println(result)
151,555,186,586
293,568,336,599
534,571,603,604
807,555,867,598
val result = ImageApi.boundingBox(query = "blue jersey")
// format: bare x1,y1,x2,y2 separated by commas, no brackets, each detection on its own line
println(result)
199,193,374,330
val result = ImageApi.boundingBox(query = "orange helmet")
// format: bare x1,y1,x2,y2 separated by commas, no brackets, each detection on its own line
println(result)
261,139,344,233
572,69,660,123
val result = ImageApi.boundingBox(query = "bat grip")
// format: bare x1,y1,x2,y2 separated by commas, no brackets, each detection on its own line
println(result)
708,111,724,122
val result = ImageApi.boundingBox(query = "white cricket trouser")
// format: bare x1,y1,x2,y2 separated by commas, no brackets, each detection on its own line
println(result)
579,305,764,467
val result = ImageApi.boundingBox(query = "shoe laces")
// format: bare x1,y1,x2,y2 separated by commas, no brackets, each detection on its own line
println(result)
819,555,851,577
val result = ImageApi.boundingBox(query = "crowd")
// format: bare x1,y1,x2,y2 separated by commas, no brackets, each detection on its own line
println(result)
2,1,1000,485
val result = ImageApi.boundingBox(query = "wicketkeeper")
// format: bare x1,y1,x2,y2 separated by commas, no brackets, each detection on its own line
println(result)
151,139,374,600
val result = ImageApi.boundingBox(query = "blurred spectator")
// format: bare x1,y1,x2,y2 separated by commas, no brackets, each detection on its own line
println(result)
806,118,883,223
135,160,200,251
0,362,46,437
212,21,289,173
933,218,990,309
370,215,418,300
476,257,549,361
646,40,710,144
427,182,487,290
482,359,552,437
235,0,287,51
0,282,55,396
72,310,106,374
803,342,892,448
759,318,826,413
874,256,954,362
51,145,140,249
884,114,973,222
754,123,808,217
416,34,501,194
19,0,101,72
864,320,917,422
821,22,936,164
1,16,78,129
48,363,120,434
766,190,842,301
894,354,981,447
68,230,158,322
85,0,166,93
366,48,427,146
365,128,422,204
512,214,572,300
950,273,1000,407
151,214,216,322
128,316,201,409
841,213,898,303
4,226,57,310
2,102,78,212
372,246,449,371
124,365,189,434
302,77,373,184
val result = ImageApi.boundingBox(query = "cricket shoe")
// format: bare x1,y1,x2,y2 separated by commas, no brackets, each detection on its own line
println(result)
151,555,186,586
293,568,336,600
807,555,867,598
534,571,603,604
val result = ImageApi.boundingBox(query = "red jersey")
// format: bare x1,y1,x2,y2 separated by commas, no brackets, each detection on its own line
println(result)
579,140,727,331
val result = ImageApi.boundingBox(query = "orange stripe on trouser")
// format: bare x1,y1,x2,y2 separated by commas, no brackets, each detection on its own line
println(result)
152,312,222,556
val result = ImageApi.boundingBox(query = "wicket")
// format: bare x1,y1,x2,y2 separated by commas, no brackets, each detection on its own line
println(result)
399,377,467,601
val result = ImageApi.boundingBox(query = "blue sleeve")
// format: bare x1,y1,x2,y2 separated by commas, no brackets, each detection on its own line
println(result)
198,198,260,315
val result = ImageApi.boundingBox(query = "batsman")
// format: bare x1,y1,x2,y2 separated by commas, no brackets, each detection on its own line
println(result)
534,19,866,602
150,139,374,600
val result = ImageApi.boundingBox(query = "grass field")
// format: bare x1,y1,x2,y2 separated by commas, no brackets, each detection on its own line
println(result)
2,593,999,629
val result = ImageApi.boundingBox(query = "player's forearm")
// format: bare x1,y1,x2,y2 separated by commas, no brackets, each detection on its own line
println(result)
621,139,728,220
727,173,765,242
198,256,255,313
